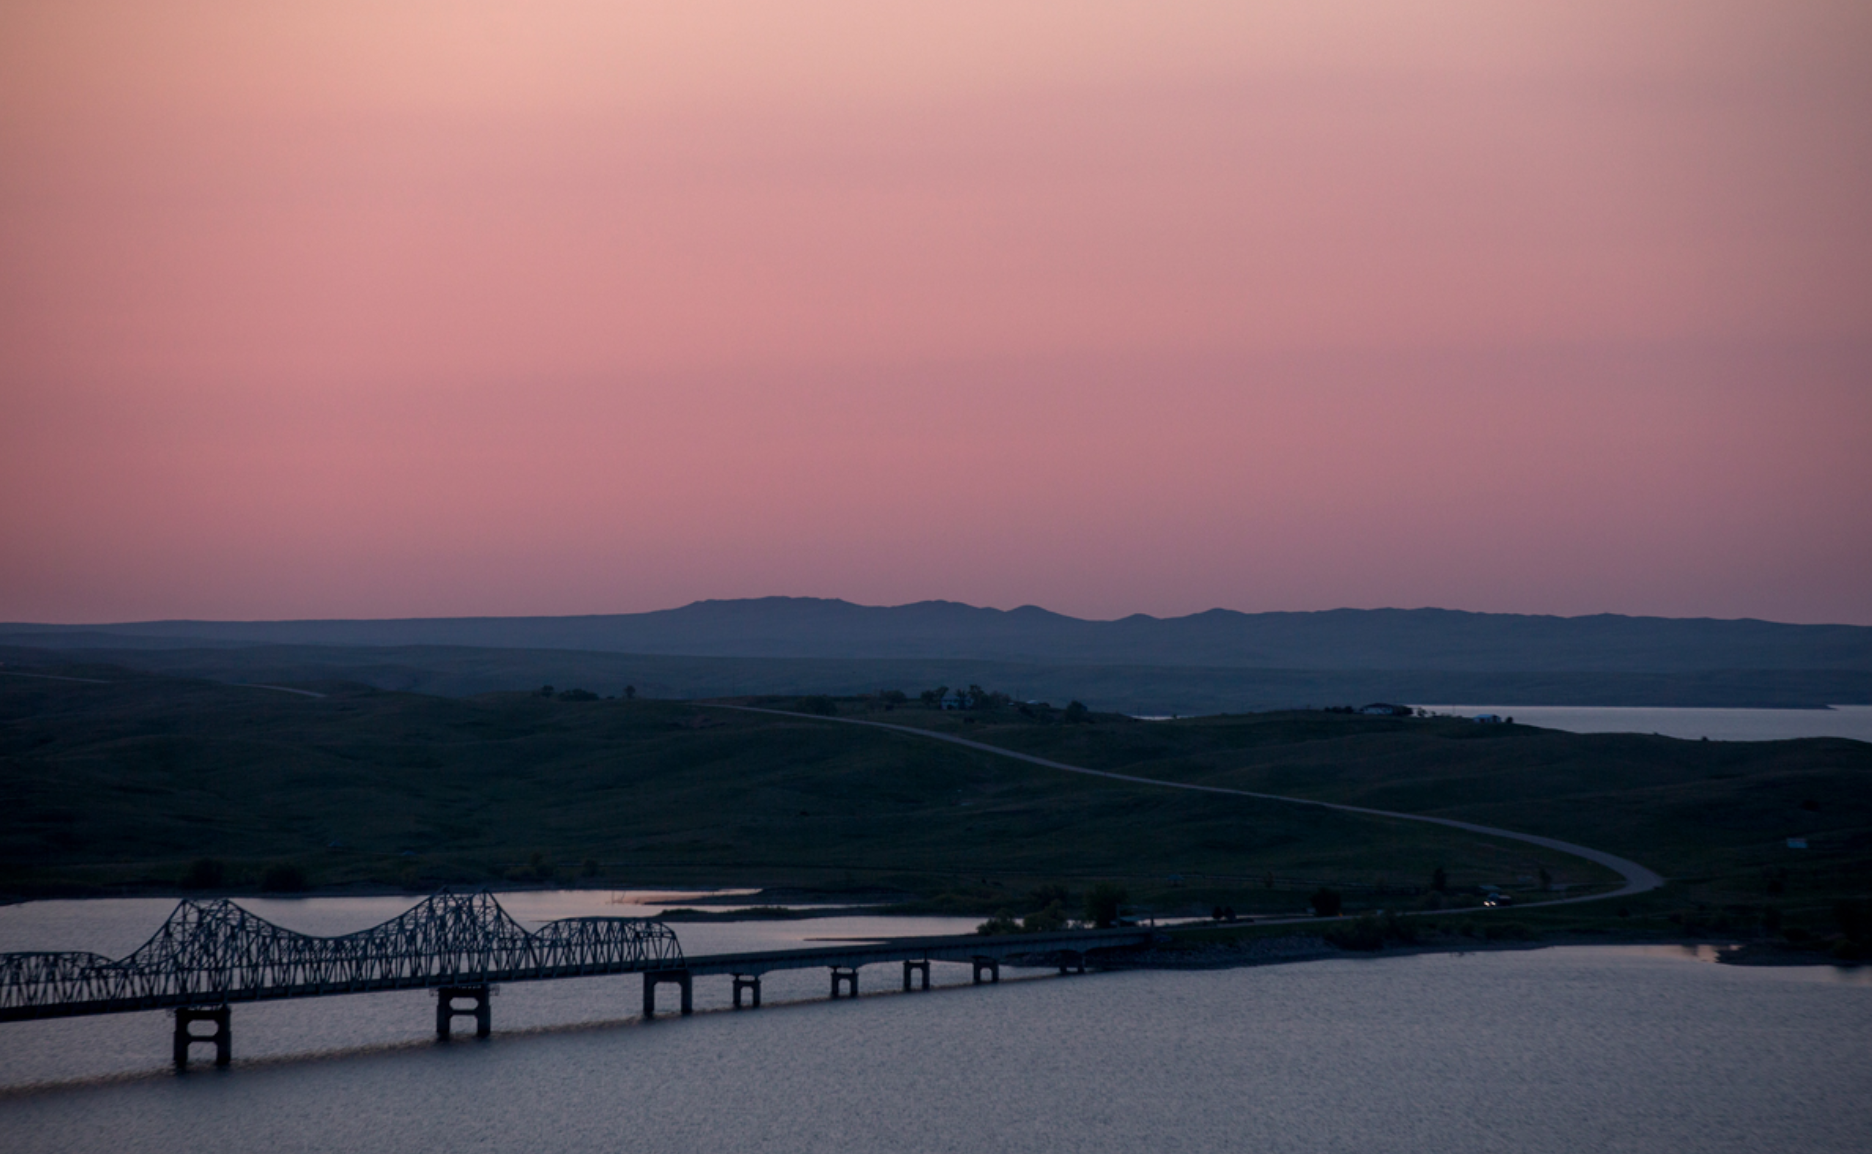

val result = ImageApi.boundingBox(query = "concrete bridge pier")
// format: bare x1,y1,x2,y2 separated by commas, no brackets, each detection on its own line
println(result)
173,1005,231,1069
732,973,762,1009
435,985,492,1039
1058,950,1087,976
829,966,859,999
902,959,931,991
971,956,1000,985
643,969,693,1017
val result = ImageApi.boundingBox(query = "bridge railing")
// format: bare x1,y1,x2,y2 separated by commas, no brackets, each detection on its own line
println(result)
0,890,683,1021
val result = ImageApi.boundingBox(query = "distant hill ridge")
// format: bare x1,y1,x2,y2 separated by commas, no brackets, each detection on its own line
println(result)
6,598,1871,673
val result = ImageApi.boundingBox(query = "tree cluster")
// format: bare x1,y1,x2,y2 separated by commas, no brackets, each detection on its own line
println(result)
973,882,1102,935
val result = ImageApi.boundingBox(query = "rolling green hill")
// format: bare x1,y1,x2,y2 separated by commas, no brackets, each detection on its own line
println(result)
2,665,1866,938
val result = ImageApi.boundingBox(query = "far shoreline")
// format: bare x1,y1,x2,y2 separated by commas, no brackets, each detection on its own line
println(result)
5,883,1858,972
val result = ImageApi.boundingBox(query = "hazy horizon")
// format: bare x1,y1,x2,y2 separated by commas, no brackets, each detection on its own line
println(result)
9,595,1872,631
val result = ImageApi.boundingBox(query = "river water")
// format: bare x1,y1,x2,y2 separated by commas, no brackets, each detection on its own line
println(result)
1,892,1867,1153
1416,704,1872,742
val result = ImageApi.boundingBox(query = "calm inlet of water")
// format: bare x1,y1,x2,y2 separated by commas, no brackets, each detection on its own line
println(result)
1416,704,1872,742
2,893,1868,1153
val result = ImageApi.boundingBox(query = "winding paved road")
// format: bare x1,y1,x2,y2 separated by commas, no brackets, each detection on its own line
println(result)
713,705,1664,905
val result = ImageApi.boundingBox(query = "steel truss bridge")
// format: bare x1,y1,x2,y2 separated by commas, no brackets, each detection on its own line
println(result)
0,890,682,1024
0,890,1153,1068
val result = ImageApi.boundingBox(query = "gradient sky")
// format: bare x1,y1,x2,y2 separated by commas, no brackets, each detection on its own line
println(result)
3,1,1869,624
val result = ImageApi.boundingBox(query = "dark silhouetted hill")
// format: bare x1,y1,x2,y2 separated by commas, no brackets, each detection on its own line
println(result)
7,598,1871,671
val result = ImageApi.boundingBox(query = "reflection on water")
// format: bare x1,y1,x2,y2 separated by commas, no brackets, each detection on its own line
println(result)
1,896,1868,1153
606,888,760,908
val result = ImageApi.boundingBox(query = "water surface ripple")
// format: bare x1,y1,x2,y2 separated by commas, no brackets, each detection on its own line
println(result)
1,899,1864,1154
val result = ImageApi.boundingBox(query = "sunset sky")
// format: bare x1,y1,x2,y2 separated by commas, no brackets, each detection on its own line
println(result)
3,1,1868,624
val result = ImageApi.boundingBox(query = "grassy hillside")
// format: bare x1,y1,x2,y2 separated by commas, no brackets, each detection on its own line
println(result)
1,667,1604,904
2,667,1866,942
814,696,1872,938
867,703,1869,881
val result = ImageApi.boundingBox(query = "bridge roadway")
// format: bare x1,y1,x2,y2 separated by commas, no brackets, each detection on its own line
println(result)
645,926,1157,1012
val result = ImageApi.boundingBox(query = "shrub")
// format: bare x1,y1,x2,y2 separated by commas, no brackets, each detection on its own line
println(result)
507,851,554,882
1023,902,1069,933
1381,910,1418,945
1834,899,1871,943
976,915,1021,936
1310,887,1343,917
1030,883,1072,909
260,863,308,893
1326,916,1385,951
181,858,226,889
797,695,838,716
1325,911,1417,951
1084,882,1128,928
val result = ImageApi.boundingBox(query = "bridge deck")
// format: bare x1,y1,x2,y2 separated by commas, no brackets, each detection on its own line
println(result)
1,891,1155,1024
0,957,692,1022
679,927,1155,976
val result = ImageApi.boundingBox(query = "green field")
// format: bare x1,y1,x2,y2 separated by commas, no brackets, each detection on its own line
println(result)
2,667,1867,946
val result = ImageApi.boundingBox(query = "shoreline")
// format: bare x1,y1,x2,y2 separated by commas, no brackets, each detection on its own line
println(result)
1097,930,1865,971
7,884,1856,971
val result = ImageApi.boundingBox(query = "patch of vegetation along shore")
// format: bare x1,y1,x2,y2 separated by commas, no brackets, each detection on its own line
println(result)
1133,904,1872,969
3,667,1865,948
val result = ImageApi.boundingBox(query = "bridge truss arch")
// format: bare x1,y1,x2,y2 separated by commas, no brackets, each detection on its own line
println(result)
0,890,684,1022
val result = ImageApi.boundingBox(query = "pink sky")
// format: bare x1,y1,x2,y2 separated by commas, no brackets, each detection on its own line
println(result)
3,1,1869,624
